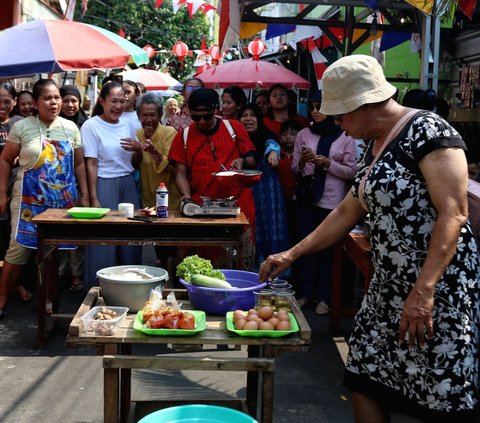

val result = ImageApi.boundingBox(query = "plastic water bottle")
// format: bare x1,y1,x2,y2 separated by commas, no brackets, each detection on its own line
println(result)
156,183,168,218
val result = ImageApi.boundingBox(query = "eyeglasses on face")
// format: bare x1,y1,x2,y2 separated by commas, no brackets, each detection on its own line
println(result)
309,103,321,112
185,86,202,92
190,112,214,122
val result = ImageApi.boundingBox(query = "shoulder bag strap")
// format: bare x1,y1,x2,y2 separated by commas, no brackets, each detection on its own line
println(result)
358,109,418,211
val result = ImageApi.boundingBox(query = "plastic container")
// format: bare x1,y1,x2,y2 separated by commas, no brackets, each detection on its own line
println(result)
97,265,168,312
81,306,128,336
179,269,267,315
138,404,257,423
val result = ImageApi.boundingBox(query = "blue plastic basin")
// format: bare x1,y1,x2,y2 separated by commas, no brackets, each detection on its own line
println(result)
138,404,258,423
179,269,267,315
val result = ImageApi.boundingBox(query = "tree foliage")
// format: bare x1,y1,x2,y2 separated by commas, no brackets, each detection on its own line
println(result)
74,0,212,79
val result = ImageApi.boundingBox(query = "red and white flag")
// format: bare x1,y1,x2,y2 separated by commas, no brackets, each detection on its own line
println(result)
311,46,328,89
218,0,241,53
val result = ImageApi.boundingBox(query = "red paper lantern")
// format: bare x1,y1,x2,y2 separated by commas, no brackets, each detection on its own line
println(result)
208,44,222,65
172,41,189,62
248,39,267,60
143,44,156,58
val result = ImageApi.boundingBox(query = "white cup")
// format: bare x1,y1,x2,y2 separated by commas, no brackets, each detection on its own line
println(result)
118,203,134,218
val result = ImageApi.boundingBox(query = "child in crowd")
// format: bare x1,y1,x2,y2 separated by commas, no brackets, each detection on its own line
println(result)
278,120,302,200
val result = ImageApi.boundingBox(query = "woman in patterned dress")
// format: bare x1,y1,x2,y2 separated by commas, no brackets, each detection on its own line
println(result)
260,55,480,422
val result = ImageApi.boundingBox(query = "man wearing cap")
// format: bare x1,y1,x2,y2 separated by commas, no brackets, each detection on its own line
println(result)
260,54,479,422
169,88,257,269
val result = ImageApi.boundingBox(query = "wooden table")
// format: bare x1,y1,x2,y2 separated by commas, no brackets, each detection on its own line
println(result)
330,232,374,332
66,287,311,423
32,209,249,349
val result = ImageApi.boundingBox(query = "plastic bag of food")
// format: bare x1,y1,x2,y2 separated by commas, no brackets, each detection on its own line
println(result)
165,291,182,311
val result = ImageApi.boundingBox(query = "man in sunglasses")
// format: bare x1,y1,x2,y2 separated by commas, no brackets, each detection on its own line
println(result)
169,88,257,268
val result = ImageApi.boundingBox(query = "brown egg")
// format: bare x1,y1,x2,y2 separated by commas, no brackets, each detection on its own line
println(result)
254,317,265,325
257,306,274,321
247,308,258,315
235,318,247,330
247,313,260,322
276,320,291,331
267,317,279,329
259,321,274,331
276,310,290,321
243,320,259,330
233,310,246,321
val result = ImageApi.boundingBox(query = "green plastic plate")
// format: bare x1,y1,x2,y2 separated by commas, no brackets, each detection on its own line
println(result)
225,311,299,338
133,310,206,335
67,207,110,219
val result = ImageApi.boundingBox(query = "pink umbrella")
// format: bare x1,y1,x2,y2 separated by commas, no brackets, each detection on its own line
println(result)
196,58,310,89
118,69,183,90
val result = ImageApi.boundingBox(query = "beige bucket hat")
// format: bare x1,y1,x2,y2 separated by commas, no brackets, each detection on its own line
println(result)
320,54,397,115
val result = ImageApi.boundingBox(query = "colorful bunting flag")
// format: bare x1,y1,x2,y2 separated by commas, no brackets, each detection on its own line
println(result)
266,24,296,40
155,0,163,8
218,0,241,52
240,23,268,39
380,31,411,52
458,0,477,19
404,0,433,15
311,46,328,89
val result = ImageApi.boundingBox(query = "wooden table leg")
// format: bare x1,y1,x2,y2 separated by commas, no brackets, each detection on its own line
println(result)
104,344,120,423
47,249,59,313
262,346,275,423
36,227,46,349
246,345,260,418
120,344,132,423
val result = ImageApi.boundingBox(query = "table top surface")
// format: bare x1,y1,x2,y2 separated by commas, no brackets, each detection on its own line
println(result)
67,288,312,348
33,209,249,226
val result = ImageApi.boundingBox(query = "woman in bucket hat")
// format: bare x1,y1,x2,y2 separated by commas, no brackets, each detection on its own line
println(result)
260,54,479,422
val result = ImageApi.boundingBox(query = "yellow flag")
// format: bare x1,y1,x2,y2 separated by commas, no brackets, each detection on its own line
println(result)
352,29,383,45
404,0,433,14
240,22,267,39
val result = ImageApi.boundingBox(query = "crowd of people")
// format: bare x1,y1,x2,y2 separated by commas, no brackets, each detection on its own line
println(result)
0,54,479,422
0,73,361,316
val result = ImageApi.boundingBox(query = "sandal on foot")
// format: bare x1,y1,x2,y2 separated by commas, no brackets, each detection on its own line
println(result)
69,282,84,292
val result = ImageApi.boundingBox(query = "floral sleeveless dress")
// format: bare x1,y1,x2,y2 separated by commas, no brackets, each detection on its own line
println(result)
345,111,480,420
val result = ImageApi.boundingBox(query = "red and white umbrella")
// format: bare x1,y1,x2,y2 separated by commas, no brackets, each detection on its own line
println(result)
118,69,182,91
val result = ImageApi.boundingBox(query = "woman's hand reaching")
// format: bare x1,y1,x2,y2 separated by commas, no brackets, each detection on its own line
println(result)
399,287,435,347
259,250,295,281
